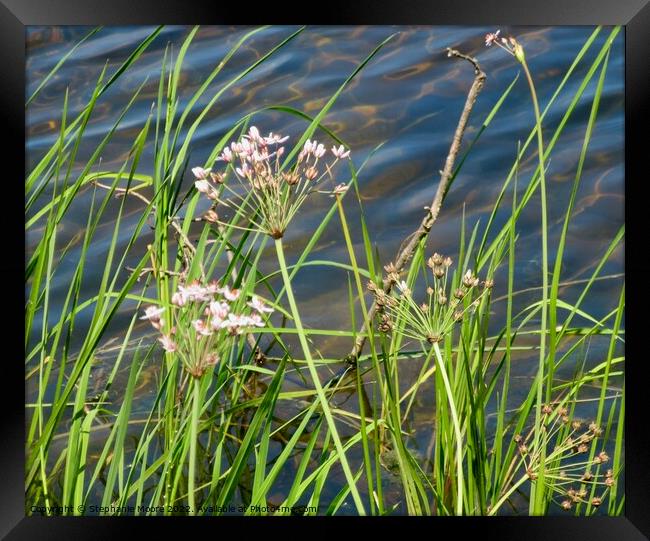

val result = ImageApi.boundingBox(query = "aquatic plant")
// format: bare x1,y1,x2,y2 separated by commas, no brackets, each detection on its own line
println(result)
194,126,349,239
24,25,624,517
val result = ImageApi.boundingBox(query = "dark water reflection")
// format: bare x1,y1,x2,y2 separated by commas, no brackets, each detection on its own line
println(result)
26,25,624,514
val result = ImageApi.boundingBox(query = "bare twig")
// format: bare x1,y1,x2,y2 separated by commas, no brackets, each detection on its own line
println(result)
345,48,486,364
94,181,197,258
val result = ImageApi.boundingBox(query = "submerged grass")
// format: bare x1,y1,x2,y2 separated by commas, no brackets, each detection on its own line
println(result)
25,25,624,516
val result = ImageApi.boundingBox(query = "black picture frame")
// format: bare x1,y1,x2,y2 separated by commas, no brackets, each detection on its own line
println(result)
7,1,648,538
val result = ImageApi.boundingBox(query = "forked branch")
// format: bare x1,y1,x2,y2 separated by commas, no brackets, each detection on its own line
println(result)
346,48,486,364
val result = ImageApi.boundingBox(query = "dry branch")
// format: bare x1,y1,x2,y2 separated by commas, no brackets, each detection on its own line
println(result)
346,48,486,364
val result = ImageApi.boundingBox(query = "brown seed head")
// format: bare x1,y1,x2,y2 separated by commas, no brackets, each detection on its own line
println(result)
589,423,603,436
384,262,398,274
210,172,225,184
429,253,444,267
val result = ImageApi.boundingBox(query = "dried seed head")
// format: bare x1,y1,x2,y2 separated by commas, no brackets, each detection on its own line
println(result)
397,281,412,297
378,314,393,333
596,451,609,464
462,270,479,288
605,477,615,487
305,166,318,180
210,172,225,184
605,469,613,478
572,420,582,431
558,406,568,417
428,253,444,267
433,266,445,278
254,348,267,365
591,497,602,507
203,209,219,223
388,272,400,284
443,256,453,268
526,468,537,480
581,471,593,482
283,171,300,185
577,443,589,453
483,278,494,289
579,433,593,444
420,303,429,312
589,423,603,436
427,333,443,344
384,262,398,274
205,353,219,367
561,500,572,511
438,289,448,305
374,291,387,307
514,434,522,443
453,310,464,321
367,281,378,293
454,288,465,300
542,404,553,415
427,286,435,296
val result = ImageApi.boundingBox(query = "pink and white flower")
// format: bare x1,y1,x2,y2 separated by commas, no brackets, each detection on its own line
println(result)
194,179,211,194
246,313,265,327
171,291,186,307
178,283,214,303
219,313,248,334
331,145,351,159
264,132,289,145
219,285,241,302
236,163,252,179
247,295,274,314
209,300,230,320
485,30,501,47
158,335,177,353
247,126,262,143
216,147,233,162
192,319,213,336
314,143,326,158
192,167,210,180
140,306,165,322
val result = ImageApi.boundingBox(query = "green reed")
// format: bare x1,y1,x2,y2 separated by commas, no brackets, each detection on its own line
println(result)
25,25,623,516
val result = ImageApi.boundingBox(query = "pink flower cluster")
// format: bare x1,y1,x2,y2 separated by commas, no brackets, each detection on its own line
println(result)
191,126,351,238
139,279,274,376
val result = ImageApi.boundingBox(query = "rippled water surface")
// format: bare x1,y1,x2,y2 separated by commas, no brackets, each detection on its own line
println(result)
26,25,624,514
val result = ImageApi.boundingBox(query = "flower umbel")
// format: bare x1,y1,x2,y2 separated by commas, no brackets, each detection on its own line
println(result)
140,279,274,378
193,126,351,239
370,252,492,344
